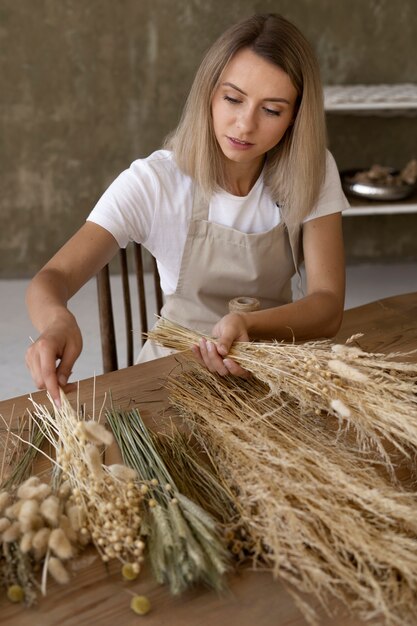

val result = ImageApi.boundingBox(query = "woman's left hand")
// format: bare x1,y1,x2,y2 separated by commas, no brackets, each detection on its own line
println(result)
191,313,251,377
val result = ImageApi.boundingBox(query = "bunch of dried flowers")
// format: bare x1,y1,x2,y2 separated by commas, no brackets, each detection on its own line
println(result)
0,391,146,605
149,319,417,625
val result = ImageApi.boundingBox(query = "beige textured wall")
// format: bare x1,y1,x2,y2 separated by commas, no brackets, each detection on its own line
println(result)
1,0,417,277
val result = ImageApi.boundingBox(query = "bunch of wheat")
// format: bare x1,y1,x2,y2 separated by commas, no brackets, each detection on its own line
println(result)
149,319,417,625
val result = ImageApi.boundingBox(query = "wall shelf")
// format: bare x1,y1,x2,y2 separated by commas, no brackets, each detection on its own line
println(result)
324,83,417,113
343,200,417,217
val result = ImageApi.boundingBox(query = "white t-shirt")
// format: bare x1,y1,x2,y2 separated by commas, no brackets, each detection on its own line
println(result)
87,149,349,295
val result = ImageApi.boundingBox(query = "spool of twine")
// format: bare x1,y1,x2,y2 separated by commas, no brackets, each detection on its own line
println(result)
228,297,260,313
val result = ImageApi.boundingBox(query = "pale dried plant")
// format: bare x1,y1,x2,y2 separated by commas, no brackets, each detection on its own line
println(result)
148,318,417,474
166,364,417,626
148,319,417,625
0,393,148,606
27,391,146,569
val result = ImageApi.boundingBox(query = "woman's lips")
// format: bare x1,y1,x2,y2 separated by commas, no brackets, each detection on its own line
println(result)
226,136,254,150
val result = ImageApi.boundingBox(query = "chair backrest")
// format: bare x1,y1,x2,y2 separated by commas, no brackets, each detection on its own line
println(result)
96,243,163,373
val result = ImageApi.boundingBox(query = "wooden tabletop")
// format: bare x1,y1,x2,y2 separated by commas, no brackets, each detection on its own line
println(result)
1,292,416,626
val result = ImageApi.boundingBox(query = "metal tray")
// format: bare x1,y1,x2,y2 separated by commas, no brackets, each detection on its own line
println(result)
341,168,417,201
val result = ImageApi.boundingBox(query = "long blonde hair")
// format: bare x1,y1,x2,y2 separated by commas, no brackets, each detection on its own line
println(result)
165,13,327,225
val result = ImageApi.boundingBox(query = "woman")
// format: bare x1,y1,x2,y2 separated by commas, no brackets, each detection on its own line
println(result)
26,13,347,406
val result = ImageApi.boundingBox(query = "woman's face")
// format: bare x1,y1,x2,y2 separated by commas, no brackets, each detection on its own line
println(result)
211,47,298,177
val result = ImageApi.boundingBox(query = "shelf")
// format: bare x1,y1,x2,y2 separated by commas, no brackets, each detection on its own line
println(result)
343,192,417,216
324,84,417,113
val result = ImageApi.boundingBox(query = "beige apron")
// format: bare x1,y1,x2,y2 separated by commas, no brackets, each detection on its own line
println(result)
137,187,301,362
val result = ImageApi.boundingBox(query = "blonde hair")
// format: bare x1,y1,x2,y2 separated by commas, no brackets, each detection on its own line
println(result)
165,13,327,225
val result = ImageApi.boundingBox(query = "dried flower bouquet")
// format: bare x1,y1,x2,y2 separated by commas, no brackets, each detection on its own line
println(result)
148,318,417,626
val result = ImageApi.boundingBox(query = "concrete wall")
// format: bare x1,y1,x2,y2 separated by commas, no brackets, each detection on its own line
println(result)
1,0,416,277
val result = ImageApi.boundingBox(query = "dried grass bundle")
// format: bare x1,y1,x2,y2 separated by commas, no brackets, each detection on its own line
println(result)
148,319,417,625
106,408,229,595
148,319,417,473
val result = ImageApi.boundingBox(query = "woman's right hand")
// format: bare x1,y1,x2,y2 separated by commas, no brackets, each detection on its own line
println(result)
25,311,83,407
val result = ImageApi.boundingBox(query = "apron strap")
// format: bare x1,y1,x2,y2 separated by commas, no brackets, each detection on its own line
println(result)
191,185,209,221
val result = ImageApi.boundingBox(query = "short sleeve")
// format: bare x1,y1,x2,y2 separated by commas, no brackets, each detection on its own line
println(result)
303,151,350,223
87,158,159,248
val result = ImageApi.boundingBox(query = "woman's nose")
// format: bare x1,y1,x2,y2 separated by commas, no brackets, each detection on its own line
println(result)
236,105,256,131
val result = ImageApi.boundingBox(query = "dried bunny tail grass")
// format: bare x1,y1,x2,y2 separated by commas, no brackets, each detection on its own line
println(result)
165,363,417,625
149,318,417,470
25,391,146,566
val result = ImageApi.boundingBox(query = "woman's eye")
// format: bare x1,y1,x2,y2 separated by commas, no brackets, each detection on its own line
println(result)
264,107,281,116
223,95,241,104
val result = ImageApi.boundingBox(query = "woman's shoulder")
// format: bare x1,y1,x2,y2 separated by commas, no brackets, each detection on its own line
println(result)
129,149,186,179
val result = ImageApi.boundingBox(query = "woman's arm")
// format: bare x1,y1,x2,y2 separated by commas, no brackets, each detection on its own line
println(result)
25,222,119,404
194,212,345,375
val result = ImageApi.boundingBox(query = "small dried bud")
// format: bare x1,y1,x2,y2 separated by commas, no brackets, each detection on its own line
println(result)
17,478,51,501
330,398,351,419
58,481,72,500
122,562,140,580
130,595,151,615
20,530,35,553
59,515,77,543
48,528,73,560
0,517,11,533
2,521,21,543
48,557,70,584
85,444,104,480
107,464,138,482
80,421,114,446
32,527,51,558
5,500,23,520
66,504,85,532
0,491,11,514
40,495,60,527
328,359,368,383
7,584,25,603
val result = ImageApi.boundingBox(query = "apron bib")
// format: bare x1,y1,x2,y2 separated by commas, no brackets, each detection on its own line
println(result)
137,187,301,362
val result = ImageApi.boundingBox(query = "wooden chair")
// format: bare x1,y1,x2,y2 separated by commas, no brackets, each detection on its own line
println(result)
96,243,163,373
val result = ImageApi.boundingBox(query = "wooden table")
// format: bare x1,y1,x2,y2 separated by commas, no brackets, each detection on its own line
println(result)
1,292,416,626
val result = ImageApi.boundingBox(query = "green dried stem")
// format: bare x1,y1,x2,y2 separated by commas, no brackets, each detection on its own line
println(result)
0,415,45,491
106,407,230,594
153,428,237,524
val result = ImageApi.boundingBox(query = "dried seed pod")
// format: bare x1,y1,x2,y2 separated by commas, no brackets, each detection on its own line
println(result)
107,464,138,482
130,595,151,615
5,500,23,520
17,477,51,501
59,514,78,543
58,481,72,500
66,504,85,532
48,556,70,584
121,562,140,580
0,491,11,514
18,499,40,528
327,359,368,383
330,399,351,419
7,584,25,603
2,521,21,543
40,495,60,527
85,444,104,480
0,517,11,533
80,421,114,446
48,528,73,560
20,530,35,553
32,527,51,559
